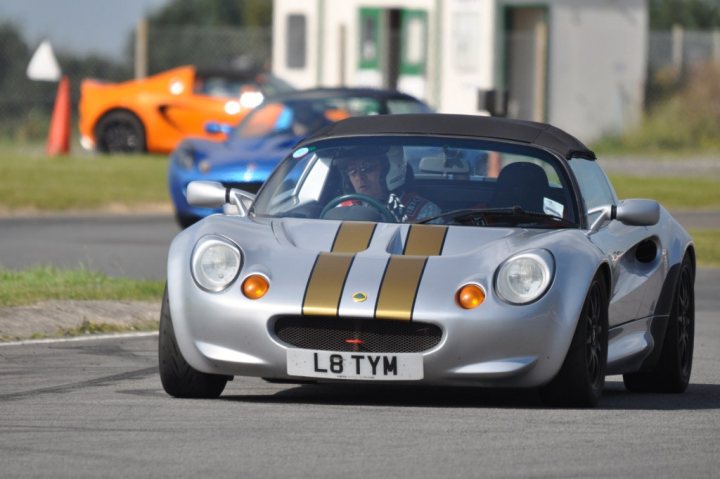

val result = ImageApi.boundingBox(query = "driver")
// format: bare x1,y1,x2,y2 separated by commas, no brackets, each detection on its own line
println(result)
335,146,441,222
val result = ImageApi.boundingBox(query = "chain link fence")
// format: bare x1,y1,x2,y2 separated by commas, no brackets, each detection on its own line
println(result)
648,29,720,73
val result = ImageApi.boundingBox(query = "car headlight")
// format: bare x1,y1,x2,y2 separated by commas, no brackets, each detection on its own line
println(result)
191,236,242,292
495,250,554,304
175,146,195,170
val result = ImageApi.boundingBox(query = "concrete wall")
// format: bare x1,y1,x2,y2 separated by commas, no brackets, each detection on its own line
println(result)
273,0,648,142
546,0,647,141
437,0,496,114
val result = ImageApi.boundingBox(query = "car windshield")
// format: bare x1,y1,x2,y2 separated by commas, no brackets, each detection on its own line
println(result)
233,96,430,139
195,73,294,99
252,136,579,228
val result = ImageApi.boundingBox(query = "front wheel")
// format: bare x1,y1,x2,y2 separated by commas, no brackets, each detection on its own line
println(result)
623,255,694,393
96,111,146,153
158,286,228,398
540,274,609,407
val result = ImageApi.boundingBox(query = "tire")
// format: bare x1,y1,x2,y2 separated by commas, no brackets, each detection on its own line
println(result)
96,111,146,153
623,255,694,393
540,274,609,408
158,286,228,398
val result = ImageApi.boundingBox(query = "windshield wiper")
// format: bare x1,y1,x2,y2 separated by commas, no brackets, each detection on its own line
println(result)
415,206,577,228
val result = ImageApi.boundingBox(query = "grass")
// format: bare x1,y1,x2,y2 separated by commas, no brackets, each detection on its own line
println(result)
592,63,720,154
0,266,165,307
610,175,720,210
0,145,169,211
0,145,718,212
689,230,720,269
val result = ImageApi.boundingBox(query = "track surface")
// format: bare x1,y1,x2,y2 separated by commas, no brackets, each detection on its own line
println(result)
1,270,719,478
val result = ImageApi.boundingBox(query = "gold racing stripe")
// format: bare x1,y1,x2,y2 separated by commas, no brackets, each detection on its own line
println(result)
302,253,354,316
375,225,447,321
302,222,376,316
375,256,428,321
403,225,448,256
331,222,376,253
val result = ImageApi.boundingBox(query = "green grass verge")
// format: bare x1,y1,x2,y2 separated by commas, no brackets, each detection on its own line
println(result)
0,266,165,307
0,145,169,210
610,175,720,210
689,230,720,269
0,147,718,212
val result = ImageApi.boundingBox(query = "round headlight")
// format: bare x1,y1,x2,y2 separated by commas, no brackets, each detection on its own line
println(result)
175,147,195,170
191,236,242,292
495,250,554,304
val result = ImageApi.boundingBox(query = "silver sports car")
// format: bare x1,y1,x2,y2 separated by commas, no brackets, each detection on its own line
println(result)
159,114,695,407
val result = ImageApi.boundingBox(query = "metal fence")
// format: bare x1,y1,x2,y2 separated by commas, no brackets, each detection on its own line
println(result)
648,28,720,73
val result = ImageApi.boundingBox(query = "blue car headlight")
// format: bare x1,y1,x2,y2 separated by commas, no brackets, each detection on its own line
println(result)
175,146,196,170
191,236,242,292
495,250,554,304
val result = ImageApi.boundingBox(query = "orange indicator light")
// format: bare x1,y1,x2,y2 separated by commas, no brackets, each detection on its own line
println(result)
457,284,485,309
242,275,269,300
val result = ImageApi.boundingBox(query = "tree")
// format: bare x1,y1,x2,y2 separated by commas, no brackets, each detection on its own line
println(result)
149,0,272,27
650,0,720,29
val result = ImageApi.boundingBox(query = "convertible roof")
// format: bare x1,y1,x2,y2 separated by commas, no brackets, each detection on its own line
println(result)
305,114,596,160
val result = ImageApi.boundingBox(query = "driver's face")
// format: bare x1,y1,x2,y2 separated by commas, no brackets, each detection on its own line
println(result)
344,159,385,200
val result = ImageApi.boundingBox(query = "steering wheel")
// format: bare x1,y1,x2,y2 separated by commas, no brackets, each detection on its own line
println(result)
320,193,396,222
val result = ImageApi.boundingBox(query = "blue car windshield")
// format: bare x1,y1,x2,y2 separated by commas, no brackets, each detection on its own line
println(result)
252,136,579,228
233,96,430,140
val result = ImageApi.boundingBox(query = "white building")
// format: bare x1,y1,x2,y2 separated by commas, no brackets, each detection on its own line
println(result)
272,0,648,142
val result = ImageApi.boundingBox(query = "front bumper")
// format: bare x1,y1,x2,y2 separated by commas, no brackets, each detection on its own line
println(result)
168,280,576,388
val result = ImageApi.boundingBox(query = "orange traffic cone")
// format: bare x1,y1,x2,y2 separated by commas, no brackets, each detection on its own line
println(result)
47,75,71,156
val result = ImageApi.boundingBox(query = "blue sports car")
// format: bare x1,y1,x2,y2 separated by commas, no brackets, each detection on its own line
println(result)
168,88,432,227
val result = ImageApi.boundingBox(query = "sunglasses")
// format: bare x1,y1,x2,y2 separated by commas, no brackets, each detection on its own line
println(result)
344,163,379,177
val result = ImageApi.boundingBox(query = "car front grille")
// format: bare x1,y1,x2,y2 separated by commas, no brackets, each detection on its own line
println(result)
273,316,443,353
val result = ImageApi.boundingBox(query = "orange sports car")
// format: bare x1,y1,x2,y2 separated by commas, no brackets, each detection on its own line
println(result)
78,65,294,154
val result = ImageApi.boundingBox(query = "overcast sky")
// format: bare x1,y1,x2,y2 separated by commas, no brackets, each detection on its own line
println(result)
0,0,170,59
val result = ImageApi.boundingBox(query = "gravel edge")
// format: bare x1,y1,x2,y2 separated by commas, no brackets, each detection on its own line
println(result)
0,300,160,341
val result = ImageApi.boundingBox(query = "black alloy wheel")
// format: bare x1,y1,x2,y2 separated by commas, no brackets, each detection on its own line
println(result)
96,111,146,153
540,274,609,408
585,283,604,389
623,255,695,393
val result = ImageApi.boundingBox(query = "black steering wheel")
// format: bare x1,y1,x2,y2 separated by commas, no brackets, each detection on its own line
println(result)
320,193,396,222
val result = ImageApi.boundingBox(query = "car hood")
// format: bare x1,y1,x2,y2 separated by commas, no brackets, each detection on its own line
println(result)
173,216,597,322
189,215,590,275
183,134,301,166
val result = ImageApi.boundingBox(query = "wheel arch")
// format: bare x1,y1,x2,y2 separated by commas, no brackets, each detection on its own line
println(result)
597,261,612,300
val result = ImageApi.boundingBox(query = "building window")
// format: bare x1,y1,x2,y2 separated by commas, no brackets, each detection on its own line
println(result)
286,14,307,69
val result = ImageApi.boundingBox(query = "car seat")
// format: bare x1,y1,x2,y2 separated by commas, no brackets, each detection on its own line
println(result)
489,162,549,213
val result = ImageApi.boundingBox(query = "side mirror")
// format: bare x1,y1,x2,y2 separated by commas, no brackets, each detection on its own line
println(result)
587,199,660,235
205,121,233,135
187,181,225,208
186,180,256,216
614,199,660,227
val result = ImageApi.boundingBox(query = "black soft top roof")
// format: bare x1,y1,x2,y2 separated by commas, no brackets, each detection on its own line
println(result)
305,114,595,160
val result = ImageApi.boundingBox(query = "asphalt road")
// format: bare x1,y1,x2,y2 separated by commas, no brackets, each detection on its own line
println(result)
0,214,178,280
1,269,719,478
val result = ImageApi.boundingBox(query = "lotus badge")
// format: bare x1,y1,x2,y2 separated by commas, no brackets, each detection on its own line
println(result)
352,292,368,303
